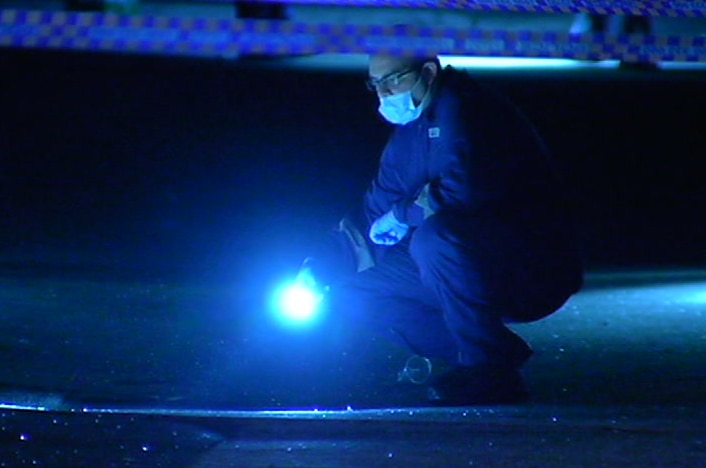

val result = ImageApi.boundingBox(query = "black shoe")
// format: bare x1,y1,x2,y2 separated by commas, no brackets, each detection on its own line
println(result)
426,366,529,406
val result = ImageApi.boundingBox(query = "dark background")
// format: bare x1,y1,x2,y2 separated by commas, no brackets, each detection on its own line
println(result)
2,49,704,281
1,48,705,410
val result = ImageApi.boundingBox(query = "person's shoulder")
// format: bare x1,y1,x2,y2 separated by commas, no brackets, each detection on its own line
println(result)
439,66,479,92
440,66,516,111
431,67,478,118
435,67,483,110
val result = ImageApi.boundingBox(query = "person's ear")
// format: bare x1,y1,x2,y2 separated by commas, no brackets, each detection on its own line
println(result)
421,62,438,85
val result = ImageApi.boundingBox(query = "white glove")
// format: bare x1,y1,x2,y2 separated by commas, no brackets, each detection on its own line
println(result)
369,210,409,246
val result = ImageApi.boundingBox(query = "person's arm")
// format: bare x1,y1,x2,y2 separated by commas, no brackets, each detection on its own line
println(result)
392,135,476,226
363,139,406,225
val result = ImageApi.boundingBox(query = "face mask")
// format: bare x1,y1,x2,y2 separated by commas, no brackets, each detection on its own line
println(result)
377,76,428,125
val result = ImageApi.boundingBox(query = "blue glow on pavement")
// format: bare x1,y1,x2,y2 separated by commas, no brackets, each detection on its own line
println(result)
638,281,706,306
680,286,706,305
587,273,706,308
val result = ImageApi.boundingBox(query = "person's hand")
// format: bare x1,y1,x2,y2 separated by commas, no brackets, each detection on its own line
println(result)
369,210,409,246
296,257,319,288
338,217,375,272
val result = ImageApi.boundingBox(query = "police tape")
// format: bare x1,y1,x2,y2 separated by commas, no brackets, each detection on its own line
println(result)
1,10,705,61
255,0,706,17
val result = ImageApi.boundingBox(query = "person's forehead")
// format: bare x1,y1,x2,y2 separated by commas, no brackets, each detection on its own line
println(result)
368,55,416,77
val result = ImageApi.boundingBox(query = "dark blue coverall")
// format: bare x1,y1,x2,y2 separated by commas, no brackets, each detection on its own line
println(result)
325,66,583,371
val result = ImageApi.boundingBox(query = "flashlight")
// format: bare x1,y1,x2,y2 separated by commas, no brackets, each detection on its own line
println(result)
272,258,328,327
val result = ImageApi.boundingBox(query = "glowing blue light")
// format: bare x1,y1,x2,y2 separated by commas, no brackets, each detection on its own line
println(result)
441,56,620,70
271,281,324,327
285,54,622,71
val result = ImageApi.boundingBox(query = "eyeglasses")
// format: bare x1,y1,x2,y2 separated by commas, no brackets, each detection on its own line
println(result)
365,68,418,92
